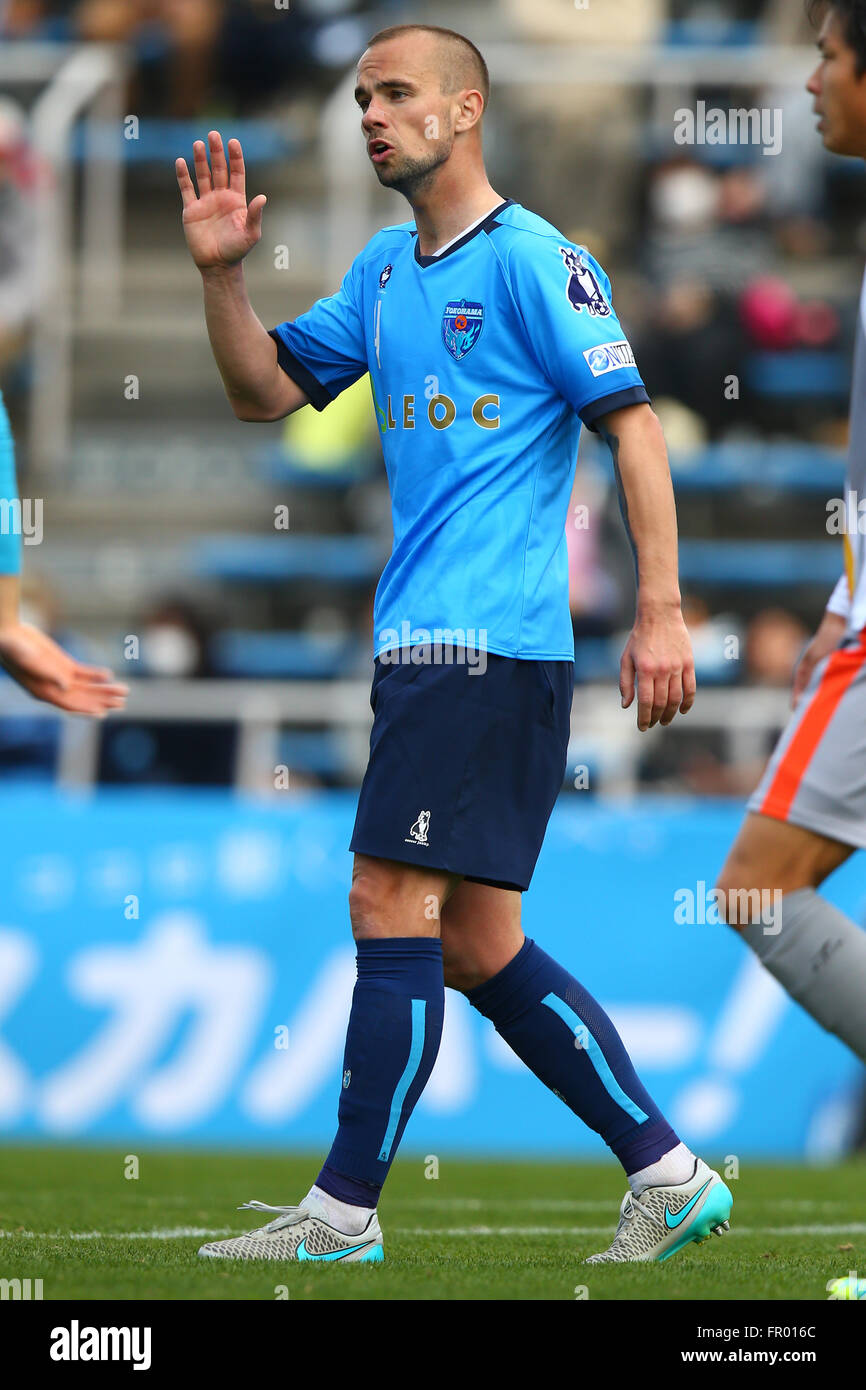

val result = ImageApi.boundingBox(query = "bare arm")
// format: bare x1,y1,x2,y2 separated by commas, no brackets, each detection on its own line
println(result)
177,131,308,422
0,574,128,715
200,263,307,421
595,402,695,731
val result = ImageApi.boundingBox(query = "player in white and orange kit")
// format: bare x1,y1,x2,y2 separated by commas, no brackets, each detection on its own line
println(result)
717,0,866,1059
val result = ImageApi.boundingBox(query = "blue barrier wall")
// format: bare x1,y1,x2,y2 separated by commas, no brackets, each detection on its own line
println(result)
0,790,862,1158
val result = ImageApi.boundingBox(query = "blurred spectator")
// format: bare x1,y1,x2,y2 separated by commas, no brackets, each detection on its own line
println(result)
99,595,231,785
633,274,745,439
136,595,215,677
0,0,76,40
504,0,663,45
744,606,809,686
216,0,372,113
566,457,621,637
76,0,226,117
682,593,743,683
739,275,840,351
644,158,773,289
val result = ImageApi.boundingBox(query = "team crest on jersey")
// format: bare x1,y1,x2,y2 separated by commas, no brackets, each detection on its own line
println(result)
442,299,484,360
379,263,393,289
559,247,611,318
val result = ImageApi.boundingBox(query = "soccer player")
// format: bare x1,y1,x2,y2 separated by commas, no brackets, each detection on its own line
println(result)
180,24,732,1264
716,0,866,1062
0,390,128,715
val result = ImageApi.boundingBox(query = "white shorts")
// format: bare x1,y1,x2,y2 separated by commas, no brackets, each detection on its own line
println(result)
747,628,866,850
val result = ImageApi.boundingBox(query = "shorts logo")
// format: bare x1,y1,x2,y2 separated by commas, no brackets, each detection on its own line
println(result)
559,247,611,318
379,263,393,288
342,1069,352,1089
442,300,483,360
583,340,636,377
406,810,431,845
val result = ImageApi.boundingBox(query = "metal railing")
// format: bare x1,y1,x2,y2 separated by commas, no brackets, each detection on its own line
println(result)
0,42,128,471
0,676,790,798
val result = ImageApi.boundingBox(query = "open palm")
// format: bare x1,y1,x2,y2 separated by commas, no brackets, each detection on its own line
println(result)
176,131,267,270
0,622,128,716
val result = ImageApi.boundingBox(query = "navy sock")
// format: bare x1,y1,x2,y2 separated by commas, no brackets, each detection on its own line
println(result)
317,937,444,1206
465,938,678,1174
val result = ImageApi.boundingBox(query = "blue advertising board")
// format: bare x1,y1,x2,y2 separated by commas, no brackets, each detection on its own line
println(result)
0,790,862,1158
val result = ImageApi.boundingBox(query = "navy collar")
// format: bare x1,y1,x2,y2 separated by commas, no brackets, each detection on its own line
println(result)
413,199,516,267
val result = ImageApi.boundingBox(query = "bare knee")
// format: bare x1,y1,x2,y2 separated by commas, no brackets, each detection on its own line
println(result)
347,856,457,940
716,814,851,927
715,855,760,925
348,878,375,939
348,862,396,939
714,866,772,927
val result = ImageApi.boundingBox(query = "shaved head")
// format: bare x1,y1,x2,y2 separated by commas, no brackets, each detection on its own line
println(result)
366,24,489,111
355,25,491,202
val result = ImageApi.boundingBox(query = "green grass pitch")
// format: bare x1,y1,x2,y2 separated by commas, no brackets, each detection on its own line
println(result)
0,1147,863,1301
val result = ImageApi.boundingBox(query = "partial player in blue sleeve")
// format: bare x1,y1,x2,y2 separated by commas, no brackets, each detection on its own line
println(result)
0,387,20,579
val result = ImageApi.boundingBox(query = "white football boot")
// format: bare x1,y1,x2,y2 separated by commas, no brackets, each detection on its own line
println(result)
198,1201,384,1263
585,1158,732,1264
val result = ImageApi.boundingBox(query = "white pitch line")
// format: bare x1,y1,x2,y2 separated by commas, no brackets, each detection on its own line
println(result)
401,1224,866,1237
1,1223,865,1241
385,1198,614,1212
759,1224,866,1237
387,1198,856,1213
0,1227,235,1241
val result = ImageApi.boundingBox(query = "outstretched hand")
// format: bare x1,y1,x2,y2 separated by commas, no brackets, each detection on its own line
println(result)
176,131,267,271
0,622,129,716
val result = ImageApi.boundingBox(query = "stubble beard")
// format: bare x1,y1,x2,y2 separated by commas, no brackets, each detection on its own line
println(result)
375,140,452,198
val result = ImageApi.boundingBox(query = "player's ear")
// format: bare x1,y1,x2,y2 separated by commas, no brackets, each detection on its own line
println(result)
454,90,484,133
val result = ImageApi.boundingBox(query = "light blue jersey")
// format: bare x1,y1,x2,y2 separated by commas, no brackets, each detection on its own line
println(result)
270,200,648,660
0,388,20,576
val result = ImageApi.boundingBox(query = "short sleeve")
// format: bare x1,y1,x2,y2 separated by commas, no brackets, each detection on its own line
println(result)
507,239,649,430
269,253,369,412
827,572,852,620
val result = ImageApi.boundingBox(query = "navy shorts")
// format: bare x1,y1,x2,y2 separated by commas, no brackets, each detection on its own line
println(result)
349,650,574,892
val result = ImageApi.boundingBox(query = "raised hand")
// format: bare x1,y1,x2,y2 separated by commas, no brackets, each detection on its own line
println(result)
0,622,129,716
176,131,267,271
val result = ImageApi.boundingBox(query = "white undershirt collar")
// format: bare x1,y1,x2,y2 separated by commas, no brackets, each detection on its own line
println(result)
425,202,504,258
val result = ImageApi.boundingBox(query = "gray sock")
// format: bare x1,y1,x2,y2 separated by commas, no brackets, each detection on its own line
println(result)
740,888,866,1061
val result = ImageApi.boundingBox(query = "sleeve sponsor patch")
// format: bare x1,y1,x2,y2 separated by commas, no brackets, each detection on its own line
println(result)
583,341,636,377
